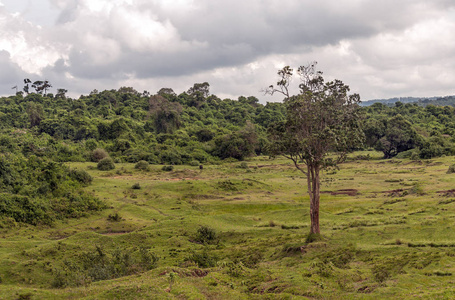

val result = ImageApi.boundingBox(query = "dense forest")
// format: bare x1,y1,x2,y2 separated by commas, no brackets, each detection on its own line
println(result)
1,83,455,164
0,82,455,226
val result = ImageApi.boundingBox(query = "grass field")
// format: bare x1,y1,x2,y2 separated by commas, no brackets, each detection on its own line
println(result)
1,151,455,299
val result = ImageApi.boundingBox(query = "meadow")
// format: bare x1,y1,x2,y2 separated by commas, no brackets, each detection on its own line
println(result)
1,151,455,299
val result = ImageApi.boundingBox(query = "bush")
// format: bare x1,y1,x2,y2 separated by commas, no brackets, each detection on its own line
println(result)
188,160,200,166
91,148,109,162
159,149,182,165
162,165,174,172
107,213,122,222
448,164,455,174
186,249,218,268
134,160,150,171
54,245,159,287
238,162,249,169
69,169,93,185
194,225,217,244
97,157,115,171
85,139,98,151
131,183,141,190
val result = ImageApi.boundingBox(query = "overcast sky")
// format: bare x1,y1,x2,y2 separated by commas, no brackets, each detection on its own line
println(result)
1,0,455,102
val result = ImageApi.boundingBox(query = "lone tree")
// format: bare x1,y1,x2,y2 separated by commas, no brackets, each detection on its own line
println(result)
266,62,364,235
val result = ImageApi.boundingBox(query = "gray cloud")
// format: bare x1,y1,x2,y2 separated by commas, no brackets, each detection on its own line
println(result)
1,0,455,100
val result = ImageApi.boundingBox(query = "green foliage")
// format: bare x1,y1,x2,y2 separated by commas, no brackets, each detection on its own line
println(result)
375,115,422,158
131,183,141,190
186,249,218,268
267,63,364,234
69,168,93,185
107,212,122,222
161,165,174,172
448,164,455,174
134,160,149,171
97,157,115,171
0,154,104,225
53,245,158,287
238,162,249,169
188,160,200,166
91,148,109,162
194,225,217,244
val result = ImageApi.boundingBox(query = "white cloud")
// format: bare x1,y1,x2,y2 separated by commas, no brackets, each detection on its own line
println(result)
1,0,455,100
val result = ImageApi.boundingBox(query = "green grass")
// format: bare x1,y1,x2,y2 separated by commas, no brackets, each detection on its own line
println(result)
1,152,455,299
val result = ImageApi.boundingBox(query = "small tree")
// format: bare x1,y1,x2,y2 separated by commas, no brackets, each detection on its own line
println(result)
97,157,115,171
55,88,68,99
267,62,364,235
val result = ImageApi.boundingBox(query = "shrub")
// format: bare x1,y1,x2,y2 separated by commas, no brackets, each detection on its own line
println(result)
85,139,98,151
134,160,150,171
194,225,217,244
162,165,174,172
131,183,141,190
97,157,115,171
91,148,109,162
410,183,424,195
54,245,159,286
186,249,218,268
107,213,122,222
448,164,455,174
188,160,200,166
372,264,391,282
139,247,159,270
69,169,93,185
159,150,182,165
238,162,249,169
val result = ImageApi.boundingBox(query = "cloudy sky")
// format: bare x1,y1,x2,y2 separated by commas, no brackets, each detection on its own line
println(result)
1,0,455,102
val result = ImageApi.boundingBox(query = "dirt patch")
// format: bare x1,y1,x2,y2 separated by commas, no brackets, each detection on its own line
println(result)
437,189,455,197
160,269,209,278
321,189,358,196
378,189,407,197
381,189,404,193
256,163,292,169
166,177,200,181
183,194,225,200
99,231,133,236
428,162,444,166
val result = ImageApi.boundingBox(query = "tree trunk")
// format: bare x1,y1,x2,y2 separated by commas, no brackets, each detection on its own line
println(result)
308,165,320,234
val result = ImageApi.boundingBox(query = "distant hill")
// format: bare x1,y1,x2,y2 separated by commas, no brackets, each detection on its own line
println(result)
361,95,455,107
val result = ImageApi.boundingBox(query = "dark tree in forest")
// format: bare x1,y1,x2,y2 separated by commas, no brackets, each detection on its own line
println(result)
267,62,364,235
375,115,421,158
149,94,182,134
26,102,44,127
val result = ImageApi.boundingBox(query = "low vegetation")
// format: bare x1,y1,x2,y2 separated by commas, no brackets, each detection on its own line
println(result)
0,153,454,299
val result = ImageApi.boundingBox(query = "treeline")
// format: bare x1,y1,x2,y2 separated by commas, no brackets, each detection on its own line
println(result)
364,102,455,159
1,85,455,164
1,85,455,165
0,84,285,164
